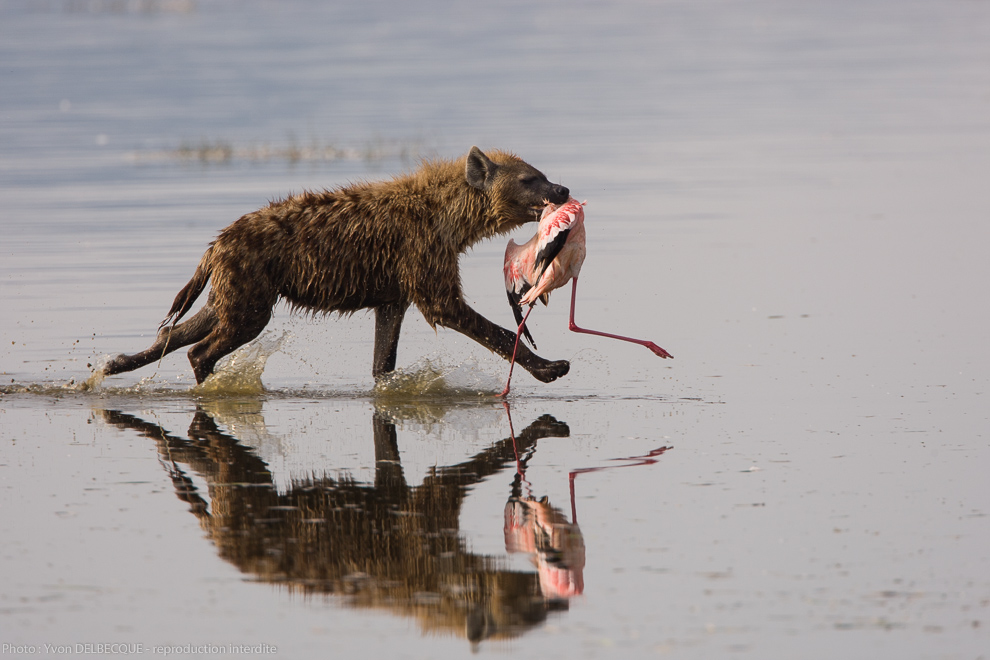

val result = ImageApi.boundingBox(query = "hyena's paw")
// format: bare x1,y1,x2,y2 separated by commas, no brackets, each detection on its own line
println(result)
530,359,570,383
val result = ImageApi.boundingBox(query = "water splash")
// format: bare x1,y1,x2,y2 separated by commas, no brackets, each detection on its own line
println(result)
373,356,500,400
66,351,117,392
4,340,522,405
80,367,107,391
370,357,505,431
194,332,287,396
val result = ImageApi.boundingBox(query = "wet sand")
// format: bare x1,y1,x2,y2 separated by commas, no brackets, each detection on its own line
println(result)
1,1,988,658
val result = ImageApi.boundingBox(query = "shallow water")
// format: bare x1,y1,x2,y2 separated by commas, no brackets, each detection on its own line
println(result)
2,1,989,658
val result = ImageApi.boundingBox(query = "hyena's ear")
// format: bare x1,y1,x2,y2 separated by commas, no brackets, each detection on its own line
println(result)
465,146,498,190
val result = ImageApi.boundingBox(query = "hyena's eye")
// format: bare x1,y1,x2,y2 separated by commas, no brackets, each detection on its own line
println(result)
519,175,538,186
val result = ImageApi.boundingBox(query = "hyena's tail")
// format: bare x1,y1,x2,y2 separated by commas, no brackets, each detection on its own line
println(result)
159,244,215,330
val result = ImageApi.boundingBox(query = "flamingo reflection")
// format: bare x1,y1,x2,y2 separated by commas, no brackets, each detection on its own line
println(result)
501,404,671,602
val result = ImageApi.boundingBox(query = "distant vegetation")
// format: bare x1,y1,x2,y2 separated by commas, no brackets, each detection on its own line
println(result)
50,0,196,13
133,137,433,166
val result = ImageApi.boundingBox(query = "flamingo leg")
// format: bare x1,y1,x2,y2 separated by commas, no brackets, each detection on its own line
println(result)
569,472,578,525
567,277,673,359
502,401,526,476
500,304,537,397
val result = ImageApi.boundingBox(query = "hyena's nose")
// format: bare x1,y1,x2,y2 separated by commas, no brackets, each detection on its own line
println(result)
552,185,569,201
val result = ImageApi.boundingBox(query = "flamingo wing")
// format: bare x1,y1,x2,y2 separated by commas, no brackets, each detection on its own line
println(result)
533,198,584,281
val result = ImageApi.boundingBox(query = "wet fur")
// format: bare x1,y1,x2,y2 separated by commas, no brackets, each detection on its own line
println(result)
102,147,572,385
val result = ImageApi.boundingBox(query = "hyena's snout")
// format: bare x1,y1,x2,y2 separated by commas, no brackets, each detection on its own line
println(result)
548,184,569,204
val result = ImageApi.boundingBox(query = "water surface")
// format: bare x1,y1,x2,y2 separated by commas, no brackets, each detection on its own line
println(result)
1,1,988,658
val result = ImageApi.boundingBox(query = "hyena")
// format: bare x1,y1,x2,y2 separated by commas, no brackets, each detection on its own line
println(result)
101,147,571,385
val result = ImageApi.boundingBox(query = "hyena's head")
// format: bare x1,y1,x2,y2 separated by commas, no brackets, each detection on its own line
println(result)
465,146,569,232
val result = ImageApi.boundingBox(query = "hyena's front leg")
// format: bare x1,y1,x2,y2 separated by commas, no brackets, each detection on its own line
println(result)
434,301,570,383
373,302,409,379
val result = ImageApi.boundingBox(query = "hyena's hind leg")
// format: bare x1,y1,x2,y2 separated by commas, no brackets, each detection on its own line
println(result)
102,306,218,378
186,306,273,384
